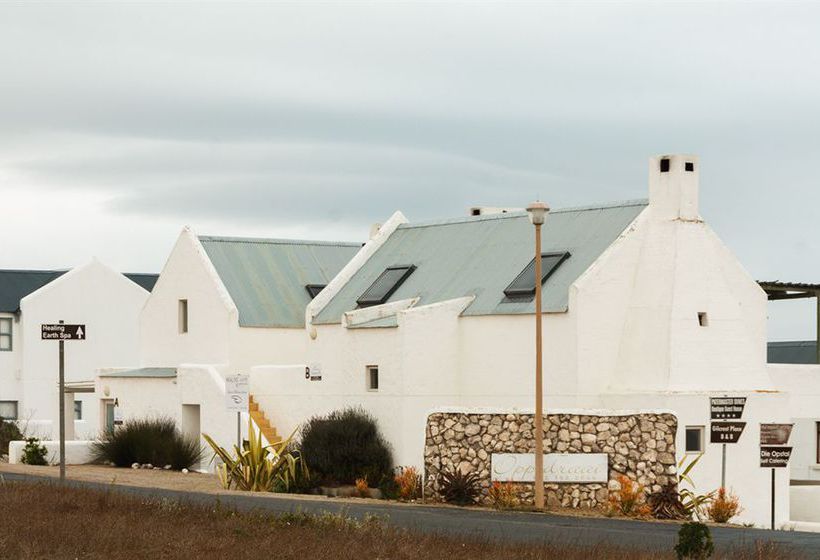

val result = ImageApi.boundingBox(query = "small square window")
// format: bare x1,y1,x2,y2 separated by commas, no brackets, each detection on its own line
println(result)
685,162,695,172
366,366,379,391
660,158,671,173
698,312,709,327
685,426,704,453
178,299,188,334
0,401,18,421
0,318,12,351
74,400,83,421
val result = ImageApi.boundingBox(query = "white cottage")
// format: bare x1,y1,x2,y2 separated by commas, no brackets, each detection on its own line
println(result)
0,260,156,440
96,228,361,449
247,154,801,527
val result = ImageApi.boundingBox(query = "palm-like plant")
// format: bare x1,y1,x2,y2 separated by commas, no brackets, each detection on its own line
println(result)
203,419,300,492
677,453,715,521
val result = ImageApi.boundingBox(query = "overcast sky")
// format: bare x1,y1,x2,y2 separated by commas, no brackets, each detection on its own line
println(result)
0,2,817,339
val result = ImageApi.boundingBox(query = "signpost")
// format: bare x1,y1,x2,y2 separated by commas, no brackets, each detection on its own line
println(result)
710,397,747,488
225,374,249,447
760,423,794,530
41,322,86,482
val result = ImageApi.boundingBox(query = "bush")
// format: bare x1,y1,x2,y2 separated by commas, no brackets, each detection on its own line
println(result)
488,481,520,510
706,487,742,523
438,467,481,506
92,417,203,470
299,408,392,485
648,482,688,520
355,478,370,498
21,437,48,465
0,418,23,455
674,521,714,560
395,466,421,500
378,472,401,500
607,475,650,517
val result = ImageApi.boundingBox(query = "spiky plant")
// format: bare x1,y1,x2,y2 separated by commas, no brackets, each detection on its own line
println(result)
438,467,481,506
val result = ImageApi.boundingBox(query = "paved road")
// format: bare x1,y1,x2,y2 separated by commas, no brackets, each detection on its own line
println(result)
3,471,820,555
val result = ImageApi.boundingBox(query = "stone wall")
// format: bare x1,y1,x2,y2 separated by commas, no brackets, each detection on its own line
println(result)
424,411,678,508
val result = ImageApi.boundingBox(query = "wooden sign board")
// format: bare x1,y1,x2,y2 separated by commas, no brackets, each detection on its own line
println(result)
760,446,792,468
41,324,86,341
760,424,794,446
710,422,746,444
710,397,746,420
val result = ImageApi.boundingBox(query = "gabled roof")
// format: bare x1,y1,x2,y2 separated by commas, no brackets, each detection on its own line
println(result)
0,270,66,313
0,269,159,314
199,236,361,328
313,200,648,325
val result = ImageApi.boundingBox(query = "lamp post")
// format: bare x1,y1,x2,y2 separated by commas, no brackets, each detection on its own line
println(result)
527,200,549,510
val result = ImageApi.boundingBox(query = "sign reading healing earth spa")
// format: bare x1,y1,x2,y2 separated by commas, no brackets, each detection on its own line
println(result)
491,453,608,483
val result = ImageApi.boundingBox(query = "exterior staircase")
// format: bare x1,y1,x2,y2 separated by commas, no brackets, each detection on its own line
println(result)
249,395,281,444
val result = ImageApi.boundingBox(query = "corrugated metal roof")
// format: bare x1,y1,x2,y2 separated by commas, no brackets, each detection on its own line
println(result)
98,367,177,378
125,273,159,292
767,341,817,365
314,200,647,324
0,269,66,313
199,236,362,328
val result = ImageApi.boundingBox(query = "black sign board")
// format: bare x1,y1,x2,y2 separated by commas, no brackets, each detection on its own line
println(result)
710,397,746,420
760,424,794,446
760,446,792,468
41,324,86,341
710,422,746,444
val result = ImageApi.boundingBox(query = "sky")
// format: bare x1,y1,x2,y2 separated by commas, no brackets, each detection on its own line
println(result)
0,2,818,339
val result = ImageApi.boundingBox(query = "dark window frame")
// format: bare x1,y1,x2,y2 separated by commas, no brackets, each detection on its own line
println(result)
357,265,416,307
74,400,83,421
366,365,379,391
504,252,571,298
0,317,12,352
685,425,704,453
178,299,188,334
305,284,326,299
816,422,820,464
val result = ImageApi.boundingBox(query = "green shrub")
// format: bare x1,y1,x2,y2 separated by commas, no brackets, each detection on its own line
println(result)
299,407,392,485
438,467,481,506
378,472,401,500
674,522,714,560
91,417,202,470
0,418,23,455
21,437,48,465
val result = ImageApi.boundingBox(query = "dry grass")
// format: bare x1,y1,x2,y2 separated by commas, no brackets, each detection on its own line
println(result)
0,481,803,560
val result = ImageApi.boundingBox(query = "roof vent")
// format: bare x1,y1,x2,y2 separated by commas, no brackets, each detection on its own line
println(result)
357,265,416,307
504,252,570,298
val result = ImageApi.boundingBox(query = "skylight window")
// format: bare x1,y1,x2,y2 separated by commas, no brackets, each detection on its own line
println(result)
357,265,416,307
305,284,326,299
504,252,570,298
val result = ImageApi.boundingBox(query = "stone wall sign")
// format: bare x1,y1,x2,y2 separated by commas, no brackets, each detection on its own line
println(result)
491,453,608,483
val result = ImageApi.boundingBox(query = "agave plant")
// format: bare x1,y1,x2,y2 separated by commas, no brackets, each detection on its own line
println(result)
203,419,300,492
438,467,481,506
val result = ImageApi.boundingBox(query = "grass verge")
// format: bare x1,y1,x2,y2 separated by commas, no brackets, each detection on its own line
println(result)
0,480,804,559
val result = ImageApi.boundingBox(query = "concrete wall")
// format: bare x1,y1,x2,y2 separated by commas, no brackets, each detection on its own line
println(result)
0,311,23,422
8,439,94,465
769,364,820,481
18,260,149,439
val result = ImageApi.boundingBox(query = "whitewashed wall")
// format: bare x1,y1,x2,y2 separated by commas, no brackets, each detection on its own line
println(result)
19,260,149,439
769,364,820,482
0,311,23,425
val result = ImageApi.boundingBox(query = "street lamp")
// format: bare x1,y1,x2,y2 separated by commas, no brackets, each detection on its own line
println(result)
527,200,549,510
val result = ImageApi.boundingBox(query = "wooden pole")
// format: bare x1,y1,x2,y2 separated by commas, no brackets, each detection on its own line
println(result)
534,223,544,510
58,320,65,483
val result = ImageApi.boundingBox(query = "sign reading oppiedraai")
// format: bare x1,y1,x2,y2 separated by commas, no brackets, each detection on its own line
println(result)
41,324,86,340
491,453,608,483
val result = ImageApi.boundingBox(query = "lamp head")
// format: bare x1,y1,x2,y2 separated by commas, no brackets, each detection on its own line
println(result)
526,200,550,226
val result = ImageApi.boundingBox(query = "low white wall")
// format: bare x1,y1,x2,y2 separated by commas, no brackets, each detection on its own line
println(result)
8,440,95,465
791,486,820,523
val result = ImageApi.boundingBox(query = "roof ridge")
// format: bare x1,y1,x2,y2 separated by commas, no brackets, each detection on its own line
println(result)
198,235,361,247
399,199,649,230
0,268,68,274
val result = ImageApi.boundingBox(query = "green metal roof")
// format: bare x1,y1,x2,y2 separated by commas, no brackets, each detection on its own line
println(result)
0,270,66,313
767,341,818,365
199,236,361,328
314,200,647,324
99,367,177,378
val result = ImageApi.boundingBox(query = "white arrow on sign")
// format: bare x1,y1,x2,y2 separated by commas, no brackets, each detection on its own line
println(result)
76,327,84,339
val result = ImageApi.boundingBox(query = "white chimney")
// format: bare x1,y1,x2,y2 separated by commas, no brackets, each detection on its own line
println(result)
648,154,699,221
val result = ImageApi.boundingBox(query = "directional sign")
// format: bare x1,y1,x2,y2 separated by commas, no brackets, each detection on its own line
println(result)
225,374,249,412
760,424,794,446
710,397,746,420
710,421,746,444
760,446,793,468
41,324,86,341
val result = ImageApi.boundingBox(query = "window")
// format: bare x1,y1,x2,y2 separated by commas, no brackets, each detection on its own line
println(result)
504,252,571,298
0,318,12,351
698,312,709,327
74,400,83,421
357,265,416,307
305,284,326,299
178,299,188,334
816,422,820,464
366,365,379,391
685,161,695,172
685,426,704,453
0,401,18,421
660,158,671,172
